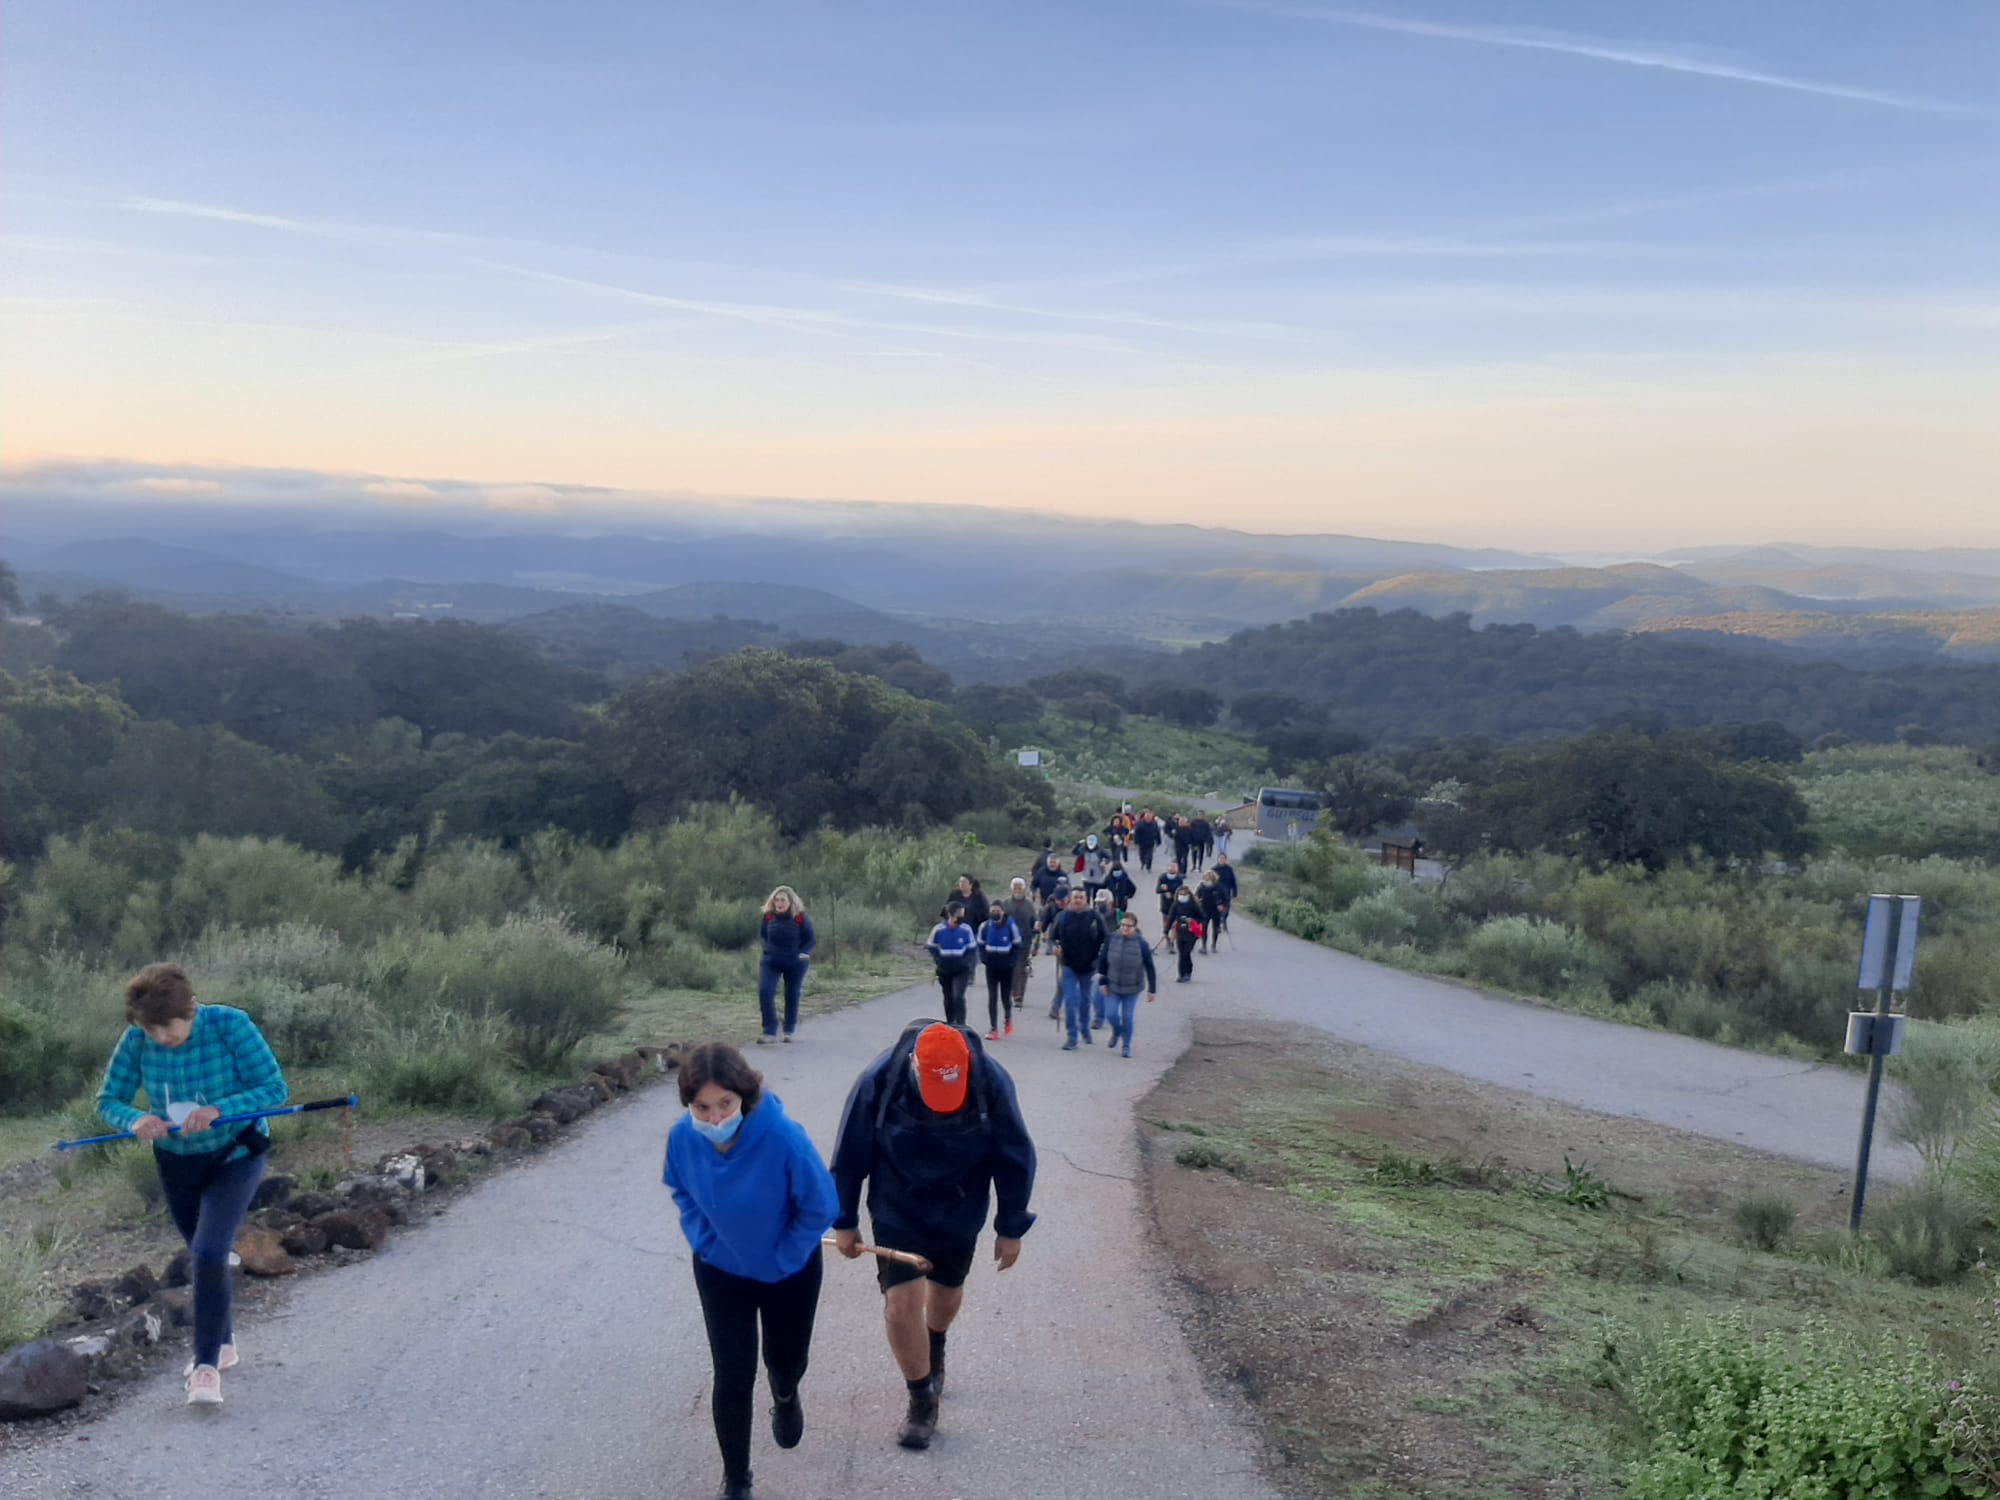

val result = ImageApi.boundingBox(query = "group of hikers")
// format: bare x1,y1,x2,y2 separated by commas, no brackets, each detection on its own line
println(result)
87,801,1238,1497
914,811,1239,1058
94,964,1040,1500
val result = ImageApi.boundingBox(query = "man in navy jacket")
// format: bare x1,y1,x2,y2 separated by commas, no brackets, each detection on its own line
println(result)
830,1021,1037,1452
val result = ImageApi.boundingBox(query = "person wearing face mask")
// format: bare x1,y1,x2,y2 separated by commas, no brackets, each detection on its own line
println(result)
1164,888,1204,982
95,963,288,1408
830,1022,1036,1453
925,906,978,1027
664,1043,839,1500
756,886,816,1045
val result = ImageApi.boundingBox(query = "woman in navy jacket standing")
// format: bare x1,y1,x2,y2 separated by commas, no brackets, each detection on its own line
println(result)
665,1043,840,1500
756,886,816,1044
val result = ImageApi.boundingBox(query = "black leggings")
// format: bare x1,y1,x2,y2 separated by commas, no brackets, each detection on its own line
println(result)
936,967,971,1026
1178,933,1197,979
985,962,1015,1030
692,1249,825,1486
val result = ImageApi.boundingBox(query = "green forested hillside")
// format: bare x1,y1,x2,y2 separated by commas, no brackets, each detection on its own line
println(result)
1174,608,2000,744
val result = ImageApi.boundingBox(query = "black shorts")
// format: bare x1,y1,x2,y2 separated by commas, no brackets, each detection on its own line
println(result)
872,1224,979,1292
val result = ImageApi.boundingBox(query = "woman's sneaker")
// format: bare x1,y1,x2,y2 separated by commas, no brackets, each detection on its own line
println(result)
184,1364,223,1407
183,1341,237,1376
985,1029,1001,1042
1003,1020,1013,1036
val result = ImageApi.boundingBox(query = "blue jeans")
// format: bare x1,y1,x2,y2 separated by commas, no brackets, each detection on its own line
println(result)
1107,990,1141,1050
159,1149,265,1368
1058,967,1097,1044
758,957,809,1036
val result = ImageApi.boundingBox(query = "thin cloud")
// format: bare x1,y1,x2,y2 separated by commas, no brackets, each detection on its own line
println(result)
1200,2,1988,117
121,476,227,496
363,479,441,501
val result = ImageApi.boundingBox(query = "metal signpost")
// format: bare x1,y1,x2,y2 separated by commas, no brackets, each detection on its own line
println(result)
1847,893,1920,1232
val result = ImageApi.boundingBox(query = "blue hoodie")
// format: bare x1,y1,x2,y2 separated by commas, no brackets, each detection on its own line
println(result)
663,1092,838,1282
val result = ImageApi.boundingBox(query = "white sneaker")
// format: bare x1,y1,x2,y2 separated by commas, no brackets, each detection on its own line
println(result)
184,1341,237,1376
185,1364,223,1406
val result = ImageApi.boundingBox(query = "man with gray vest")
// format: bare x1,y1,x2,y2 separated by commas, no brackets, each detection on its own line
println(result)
1096,910,1158,1058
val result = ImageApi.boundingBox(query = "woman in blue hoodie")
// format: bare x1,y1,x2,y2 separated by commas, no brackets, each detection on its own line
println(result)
755,886,816,1045
664,1043,840,1500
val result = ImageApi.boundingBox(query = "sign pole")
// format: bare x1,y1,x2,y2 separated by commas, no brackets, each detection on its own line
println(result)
1849,895,1905,1233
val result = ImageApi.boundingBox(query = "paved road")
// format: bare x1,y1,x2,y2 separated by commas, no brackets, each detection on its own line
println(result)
4,912,1902,1497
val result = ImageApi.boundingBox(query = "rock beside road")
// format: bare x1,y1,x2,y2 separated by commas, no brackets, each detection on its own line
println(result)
233,1227,295,1277
0,1341,89,1420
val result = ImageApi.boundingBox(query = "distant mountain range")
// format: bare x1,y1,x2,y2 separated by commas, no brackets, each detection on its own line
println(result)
5,475,1999,669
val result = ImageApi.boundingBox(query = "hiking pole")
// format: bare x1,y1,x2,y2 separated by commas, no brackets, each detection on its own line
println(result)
54,1094,360,1151
822,1237,934,1273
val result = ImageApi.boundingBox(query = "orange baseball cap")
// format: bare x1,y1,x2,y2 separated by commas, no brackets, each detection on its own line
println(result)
914,1024,971,1114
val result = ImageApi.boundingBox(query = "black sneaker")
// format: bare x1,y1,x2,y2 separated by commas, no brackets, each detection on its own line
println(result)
718,1475,753,1500
771,1391,804,1449
897,1384,940,1449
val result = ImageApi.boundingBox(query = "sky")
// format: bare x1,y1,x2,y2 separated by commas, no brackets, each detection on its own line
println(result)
2,1,1995,551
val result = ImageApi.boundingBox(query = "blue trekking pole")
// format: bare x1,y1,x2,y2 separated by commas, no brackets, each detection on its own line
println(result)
53,1094,360,1151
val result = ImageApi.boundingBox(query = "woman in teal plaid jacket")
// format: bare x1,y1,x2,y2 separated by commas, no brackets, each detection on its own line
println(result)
97,963,287,1408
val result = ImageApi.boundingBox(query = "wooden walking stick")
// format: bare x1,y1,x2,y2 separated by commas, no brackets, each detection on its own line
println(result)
823,1236,933,1273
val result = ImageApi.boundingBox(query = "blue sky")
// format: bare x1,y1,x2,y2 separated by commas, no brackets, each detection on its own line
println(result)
2,2,1994,548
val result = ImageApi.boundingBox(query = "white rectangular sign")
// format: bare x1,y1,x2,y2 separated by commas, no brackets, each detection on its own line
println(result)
1857,894,1920,992
1016,749,1042,768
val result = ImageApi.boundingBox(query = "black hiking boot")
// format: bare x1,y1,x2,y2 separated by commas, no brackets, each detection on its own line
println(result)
897,1382,940,1449
770,1390,804,1449
718,1473,753,1500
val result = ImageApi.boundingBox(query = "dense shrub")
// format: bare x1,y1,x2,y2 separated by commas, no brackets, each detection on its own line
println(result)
1621,1316,1991,1498
360,913,630,1069
1871,1178,1987,1286
1462,917,1611,998
360,1009,517,1113
0,952,118,1111
1731,1193,1797,1251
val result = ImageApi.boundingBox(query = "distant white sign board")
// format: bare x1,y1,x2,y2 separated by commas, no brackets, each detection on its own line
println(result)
1857,894,1920,992
1016,749,1042,768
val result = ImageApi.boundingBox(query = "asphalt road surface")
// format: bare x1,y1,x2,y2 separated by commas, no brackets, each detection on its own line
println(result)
5,907,1900,1498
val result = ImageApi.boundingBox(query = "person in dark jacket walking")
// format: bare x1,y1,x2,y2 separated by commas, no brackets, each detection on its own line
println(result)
943,874,988,930
831,1021,1036,1452
756,887,817,1045
1107,858,1138,913
1196,870,1226,953
1096,912,1157,1058
1164,888,1202,982
1188,815,1213,872
1038,883,1071,1021
664,1043,839,1500
1132,810,1161,871
1171,818,1193,872
976,903,1023,1040
1029,853,1066,903
1155,863,1185,937
925,908,977,1027
1002,879,1041,1021
1213,852,1239,904
1048,889,1109,1050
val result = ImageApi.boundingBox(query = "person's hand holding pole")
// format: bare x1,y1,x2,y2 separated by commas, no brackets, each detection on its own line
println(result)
131,1115,169,1142
181,1106,221,1135
833,1227,864,1260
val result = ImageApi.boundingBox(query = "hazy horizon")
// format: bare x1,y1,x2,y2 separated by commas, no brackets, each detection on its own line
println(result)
3,4,1994,551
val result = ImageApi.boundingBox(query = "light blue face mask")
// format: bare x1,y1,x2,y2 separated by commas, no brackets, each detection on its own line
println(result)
689,1109,742,1144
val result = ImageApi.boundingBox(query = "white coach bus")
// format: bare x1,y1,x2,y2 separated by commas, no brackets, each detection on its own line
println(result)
1255,787,1323,841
